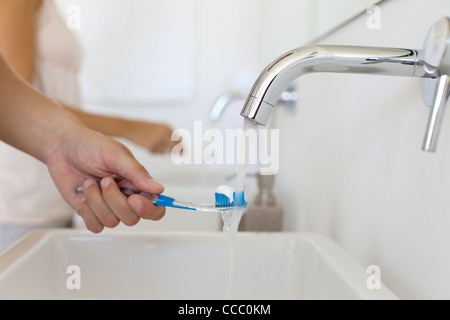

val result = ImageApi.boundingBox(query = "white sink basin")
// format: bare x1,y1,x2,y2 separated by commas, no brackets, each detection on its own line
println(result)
0,229,397,299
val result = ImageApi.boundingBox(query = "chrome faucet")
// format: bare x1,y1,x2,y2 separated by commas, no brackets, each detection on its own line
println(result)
240,16,450,152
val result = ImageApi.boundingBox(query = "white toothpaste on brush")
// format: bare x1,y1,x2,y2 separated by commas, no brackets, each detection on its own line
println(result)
216,185,235,203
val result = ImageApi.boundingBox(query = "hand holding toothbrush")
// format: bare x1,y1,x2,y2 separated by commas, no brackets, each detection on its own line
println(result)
47,127,167,232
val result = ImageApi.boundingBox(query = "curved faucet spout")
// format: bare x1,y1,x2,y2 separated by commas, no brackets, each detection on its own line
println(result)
242,18,450,152
240,45,430,127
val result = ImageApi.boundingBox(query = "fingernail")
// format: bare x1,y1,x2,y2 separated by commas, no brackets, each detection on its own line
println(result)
84,179,96,189
101,177,112,188
148,179,164,190
129,197,143,212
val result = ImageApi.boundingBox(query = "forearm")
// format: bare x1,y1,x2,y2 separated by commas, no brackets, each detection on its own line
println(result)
63,104,127,137
0,55,86,163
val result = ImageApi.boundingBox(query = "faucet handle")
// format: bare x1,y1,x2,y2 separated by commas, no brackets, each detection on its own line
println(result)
422,75,450,152
421,16,450,152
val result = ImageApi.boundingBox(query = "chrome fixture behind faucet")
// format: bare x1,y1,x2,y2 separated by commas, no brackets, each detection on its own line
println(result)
240,16,450,152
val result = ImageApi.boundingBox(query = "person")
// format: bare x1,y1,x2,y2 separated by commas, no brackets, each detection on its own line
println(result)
0,53,166,235
0,0,176,250
0,0,174,153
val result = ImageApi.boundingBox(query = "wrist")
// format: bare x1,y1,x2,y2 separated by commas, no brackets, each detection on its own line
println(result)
41,105,88,164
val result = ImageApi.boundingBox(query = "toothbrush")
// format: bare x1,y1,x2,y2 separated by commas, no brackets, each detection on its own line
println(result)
153,185,247,212
75,184,246,213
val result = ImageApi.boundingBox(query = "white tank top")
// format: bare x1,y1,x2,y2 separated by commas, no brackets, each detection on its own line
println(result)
0,0,83,225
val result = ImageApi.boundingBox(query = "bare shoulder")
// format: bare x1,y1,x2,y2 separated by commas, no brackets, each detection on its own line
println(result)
0,0,42,11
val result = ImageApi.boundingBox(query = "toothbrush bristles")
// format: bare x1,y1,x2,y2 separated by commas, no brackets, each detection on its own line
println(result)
214,191,247,208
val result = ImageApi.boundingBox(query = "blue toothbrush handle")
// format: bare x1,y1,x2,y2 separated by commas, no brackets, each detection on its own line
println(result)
118,189,197,211
153,194,196,211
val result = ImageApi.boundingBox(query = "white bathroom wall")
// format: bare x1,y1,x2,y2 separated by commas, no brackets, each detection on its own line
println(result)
71,0,197,104
275,0,450,299
55,0,266,132
54,0,373,131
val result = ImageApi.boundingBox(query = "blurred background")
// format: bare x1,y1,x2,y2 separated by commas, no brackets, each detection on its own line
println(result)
54,0,376,131
52,0,450,299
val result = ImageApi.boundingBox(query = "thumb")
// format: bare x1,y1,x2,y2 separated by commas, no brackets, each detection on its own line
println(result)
112,146,165,195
